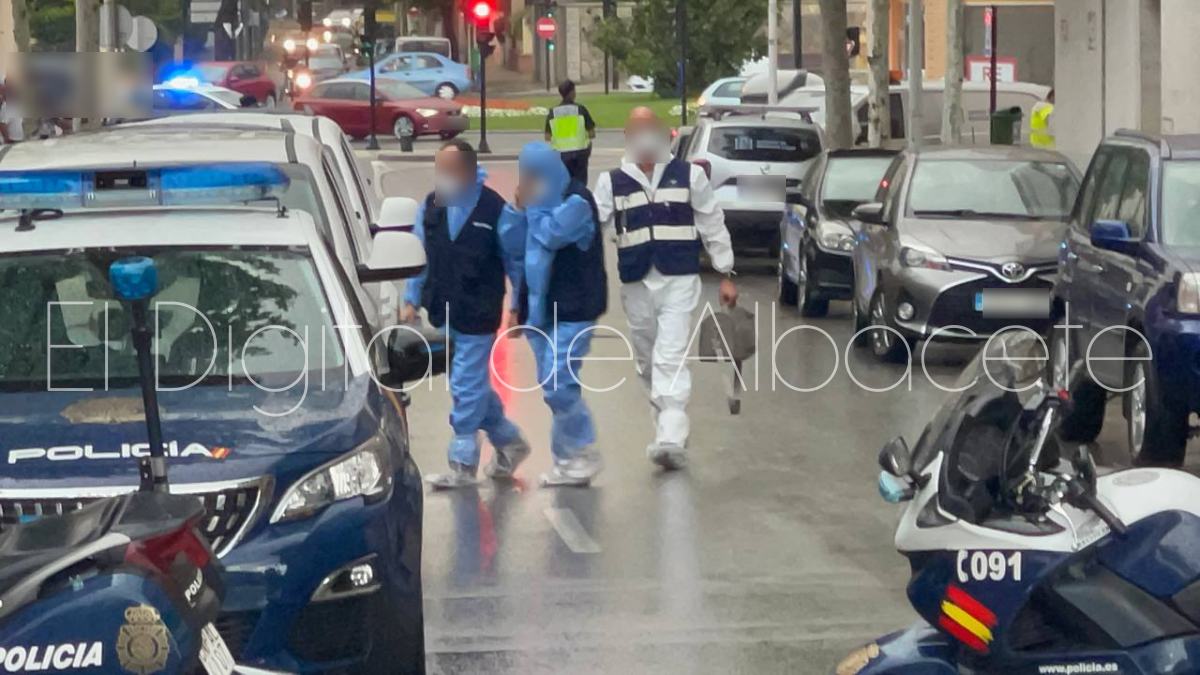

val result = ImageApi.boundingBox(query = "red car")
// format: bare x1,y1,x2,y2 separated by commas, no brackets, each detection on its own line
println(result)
293,78,469,141
196,61,278,107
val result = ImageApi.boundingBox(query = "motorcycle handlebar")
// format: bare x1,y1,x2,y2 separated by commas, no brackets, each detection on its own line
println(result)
1074,490,1128,537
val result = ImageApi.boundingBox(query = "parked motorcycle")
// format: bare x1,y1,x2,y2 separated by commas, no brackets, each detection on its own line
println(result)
0,257,236,674
839,331,1200,675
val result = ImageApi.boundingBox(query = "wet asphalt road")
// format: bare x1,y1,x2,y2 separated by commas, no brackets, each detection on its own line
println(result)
373,147,952,674
368,144,1166,674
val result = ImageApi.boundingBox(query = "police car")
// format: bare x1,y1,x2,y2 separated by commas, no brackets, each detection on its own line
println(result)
119,111,386,234
0,126,407,332
0,165,437,673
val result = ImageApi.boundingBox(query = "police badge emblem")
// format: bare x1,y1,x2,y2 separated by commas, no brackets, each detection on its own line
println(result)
116,604,171,674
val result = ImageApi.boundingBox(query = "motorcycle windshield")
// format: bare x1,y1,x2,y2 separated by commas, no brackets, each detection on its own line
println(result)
911,331,1048,523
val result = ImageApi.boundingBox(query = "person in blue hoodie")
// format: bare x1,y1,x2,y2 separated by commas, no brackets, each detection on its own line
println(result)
499,142,608,486
401,140,531,489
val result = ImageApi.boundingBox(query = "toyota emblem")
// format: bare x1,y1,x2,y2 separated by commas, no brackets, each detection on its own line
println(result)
1001,262,1025,279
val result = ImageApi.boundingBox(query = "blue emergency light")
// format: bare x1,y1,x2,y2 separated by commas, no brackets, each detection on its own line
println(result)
0,163,290,210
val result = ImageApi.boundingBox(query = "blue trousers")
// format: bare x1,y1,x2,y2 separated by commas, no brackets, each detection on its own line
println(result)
528,321,597,460
448,330,522,467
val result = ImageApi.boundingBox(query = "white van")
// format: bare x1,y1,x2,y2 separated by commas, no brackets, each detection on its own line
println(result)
773,79,1050,146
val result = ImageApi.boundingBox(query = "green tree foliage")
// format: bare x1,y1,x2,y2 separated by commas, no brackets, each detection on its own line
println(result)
29,0,181,50
594,0,766,96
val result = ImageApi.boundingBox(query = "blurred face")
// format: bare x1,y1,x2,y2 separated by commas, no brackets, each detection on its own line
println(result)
433,146,474,203
624,112,669,164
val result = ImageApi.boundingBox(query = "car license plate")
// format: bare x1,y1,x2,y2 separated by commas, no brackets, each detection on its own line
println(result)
974,289,1051,318
199,623,235,675
738,175,785,202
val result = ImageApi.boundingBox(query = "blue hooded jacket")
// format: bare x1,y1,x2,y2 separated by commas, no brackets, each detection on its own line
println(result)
499,142,598,328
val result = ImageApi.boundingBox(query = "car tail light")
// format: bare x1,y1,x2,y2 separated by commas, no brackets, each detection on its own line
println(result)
125,522,212,576
693,159,712,179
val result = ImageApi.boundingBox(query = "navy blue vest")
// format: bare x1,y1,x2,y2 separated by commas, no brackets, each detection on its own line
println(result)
420,187,507,335
609,159,702,283
518,181,608,325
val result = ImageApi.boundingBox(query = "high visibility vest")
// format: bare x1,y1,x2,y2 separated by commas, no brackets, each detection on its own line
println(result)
549,104,590,153
1030,102,1055,149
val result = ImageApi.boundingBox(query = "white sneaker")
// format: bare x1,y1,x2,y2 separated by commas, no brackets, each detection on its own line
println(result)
647,444,687,471
540,450,604,487
424,462,479,490
484,437,532,480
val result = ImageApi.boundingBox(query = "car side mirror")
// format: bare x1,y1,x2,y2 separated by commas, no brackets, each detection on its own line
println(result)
384,324,451,385
357,230,425,282
852,202,885,226
1090,219,1139,256
878,436,912,477
371,196,420,235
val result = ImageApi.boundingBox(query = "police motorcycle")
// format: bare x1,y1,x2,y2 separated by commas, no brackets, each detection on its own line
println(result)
838,331,1200,675
0,256,238,675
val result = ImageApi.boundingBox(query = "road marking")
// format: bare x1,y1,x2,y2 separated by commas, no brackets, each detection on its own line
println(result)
543,507,601,554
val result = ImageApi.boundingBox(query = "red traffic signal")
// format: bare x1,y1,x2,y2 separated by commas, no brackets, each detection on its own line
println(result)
468,0,494,27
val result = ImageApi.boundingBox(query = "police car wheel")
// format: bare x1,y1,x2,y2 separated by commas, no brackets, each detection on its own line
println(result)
778,247,798,306
436,83,458,100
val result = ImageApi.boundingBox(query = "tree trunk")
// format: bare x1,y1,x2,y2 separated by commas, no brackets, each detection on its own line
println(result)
817,0,852,149
941,0,965,145
866,0,890,147
75,0,100,52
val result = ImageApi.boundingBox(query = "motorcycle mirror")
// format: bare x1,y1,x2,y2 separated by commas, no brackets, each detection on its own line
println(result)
878,436,912,477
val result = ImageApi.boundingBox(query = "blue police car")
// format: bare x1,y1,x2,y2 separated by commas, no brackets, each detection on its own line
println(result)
0,166,437,673
1052,130,1200,467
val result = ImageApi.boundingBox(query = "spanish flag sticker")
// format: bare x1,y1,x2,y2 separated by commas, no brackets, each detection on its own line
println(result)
938,584,997,653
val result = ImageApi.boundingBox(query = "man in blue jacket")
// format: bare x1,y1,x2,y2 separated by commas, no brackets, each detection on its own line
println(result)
500,142,607,486
401,140,531,489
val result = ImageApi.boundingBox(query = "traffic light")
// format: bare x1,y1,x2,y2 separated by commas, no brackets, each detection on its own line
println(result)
468,0,494,29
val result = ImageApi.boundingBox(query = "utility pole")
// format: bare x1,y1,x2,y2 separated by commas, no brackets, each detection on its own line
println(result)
866,0,890,147
941,0,964,144
791,0,802,69
76,0,100,53
767,0,778,104
365,1,380,151
907,0,924,149
987,4,998,114
677,0,686,126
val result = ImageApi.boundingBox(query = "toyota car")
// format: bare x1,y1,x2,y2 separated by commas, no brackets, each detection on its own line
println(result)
851,146,1079,362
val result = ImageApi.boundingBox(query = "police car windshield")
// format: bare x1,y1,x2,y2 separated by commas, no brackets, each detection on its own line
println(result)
0,246,345,391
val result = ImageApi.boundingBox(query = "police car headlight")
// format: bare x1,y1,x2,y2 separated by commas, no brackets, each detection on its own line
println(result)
416,108,439,118
271,434,392,523
816,221,855,253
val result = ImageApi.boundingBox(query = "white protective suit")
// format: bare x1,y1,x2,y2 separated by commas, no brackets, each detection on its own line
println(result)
593,159,735,451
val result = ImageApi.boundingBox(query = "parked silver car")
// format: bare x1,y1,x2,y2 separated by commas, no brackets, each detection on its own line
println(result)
851,146,1080,362
681,113,824,254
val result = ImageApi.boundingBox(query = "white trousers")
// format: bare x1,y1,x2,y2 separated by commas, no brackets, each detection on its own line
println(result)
620,271,701,449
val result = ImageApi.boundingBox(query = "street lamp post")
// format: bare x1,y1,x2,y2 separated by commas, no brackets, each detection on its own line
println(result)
365,2,381,150
677,0,687,127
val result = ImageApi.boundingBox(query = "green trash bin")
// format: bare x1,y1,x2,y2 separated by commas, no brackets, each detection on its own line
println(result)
990,106,1023,145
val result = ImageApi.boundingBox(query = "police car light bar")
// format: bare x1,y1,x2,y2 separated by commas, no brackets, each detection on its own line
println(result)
0,164,290,210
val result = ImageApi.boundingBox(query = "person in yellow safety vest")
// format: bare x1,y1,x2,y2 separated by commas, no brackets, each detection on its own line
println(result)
1030,88,1055,149
545,79,596,183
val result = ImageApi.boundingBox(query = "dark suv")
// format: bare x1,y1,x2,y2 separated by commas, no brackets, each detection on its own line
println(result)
1052,130,1200,466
